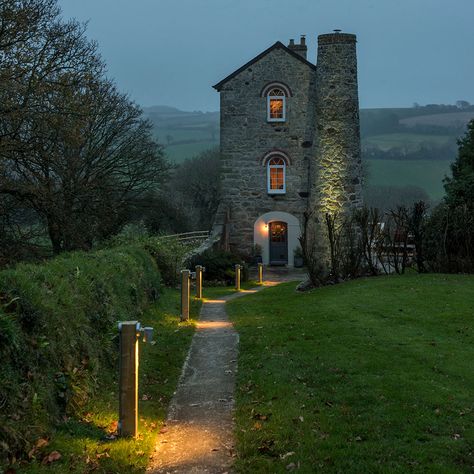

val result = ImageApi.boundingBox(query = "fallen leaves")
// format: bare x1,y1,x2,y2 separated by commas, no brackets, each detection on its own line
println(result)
42,450,61,465
107,420,118,434
27,438,49,459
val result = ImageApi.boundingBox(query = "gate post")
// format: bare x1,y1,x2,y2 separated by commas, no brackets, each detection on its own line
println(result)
181,269,190,321
235,264,241,291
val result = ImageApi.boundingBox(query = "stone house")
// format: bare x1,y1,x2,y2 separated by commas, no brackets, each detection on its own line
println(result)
212,32,363,267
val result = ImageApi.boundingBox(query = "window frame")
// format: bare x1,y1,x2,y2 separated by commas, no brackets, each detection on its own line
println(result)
267,156,286,194
266,89,286,123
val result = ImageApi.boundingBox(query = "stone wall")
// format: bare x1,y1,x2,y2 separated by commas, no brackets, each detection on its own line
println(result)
215,45,317,256
308,33,363,265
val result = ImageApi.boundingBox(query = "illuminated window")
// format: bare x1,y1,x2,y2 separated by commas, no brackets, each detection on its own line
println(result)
267,156,286,194
267,88,286,122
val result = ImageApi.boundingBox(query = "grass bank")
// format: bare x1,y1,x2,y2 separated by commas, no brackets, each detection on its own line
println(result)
227,274,474,473
14,288,199,473
0,238,190,469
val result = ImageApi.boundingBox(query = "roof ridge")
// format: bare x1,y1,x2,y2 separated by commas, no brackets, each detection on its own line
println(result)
213,41,316,91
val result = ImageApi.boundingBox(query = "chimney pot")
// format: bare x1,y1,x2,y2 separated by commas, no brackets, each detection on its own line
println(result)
288,35,308,60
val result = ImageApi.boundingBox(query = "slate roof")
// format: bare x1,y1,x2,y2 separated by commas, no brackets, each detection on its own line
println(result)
213,41,317,91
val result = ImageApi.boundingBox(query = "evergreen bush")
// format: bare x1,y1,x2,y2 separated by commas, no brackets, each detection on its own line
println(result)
0,243,165,463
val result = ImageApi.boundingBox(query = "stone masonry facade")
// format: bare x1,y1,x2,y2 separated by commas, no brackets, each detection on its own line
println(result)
213,32,362,267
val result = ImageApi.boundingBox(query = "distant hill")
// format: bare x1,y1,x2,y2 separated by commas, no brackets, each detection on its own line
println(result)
400,111,474,128
143,103,474,200
142,106,219,162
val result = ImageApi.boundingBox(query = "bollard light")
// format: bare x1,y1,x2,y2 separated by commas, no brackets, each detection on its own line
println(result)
196,265,204,299
181,269,191,321
118,321,154,438
258,262,264,285
235,264,241,291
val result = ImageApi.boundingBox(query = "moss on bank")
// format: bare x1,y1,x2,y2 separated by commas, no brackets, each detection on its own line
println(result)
0,239,187,466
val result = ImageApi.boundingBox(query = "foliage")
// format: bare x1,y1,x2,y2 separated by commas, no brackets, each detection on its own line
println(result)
172,148,221,230
422,120,474,273
144,148,221,234
188,248,248,284
0,242,162,465
424,202,474,273
444,119,474,207
228,275,474,472
303,203,432,287
144,237,190,286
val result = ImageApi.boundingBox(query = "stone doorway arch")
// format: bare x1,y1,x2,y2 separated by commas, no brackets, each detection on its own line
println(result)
253,211,301,267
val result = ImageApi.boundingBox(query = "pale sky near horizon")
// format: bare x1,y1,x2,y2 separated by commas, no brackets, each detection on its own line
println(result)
58,0,474,112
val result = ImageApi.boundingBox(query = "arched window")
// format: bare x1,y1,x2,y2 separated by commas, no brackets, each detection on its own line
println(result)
267,156,286,194
267,87,286,122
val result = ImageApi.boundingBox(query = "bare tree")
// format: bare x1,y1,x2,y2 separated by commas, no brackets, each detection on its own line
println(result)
0,0,168,253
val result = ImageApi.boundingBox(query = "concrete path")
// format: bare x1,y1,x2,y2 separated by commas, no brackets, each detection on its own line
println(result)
147,269,305,473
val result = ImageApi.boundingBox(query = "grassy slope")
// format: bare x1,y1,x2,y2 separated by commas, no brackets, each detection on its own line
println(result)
227,274,474,473
366,159,452,200
15,289,199,473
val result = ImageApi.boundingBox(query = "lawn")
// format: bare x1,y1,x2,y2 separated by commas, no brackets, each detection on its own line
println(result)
202,280,260,300
366,158,452,200
15,288,199,473
227,274,474,473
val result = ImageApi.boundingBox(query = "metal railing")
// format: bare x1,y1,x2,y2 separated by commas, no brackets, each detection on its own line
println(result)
159,230,210,244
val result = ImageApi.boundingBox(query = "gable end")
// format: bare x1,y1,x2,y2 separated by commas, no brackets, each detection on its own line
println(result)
213,41,316,91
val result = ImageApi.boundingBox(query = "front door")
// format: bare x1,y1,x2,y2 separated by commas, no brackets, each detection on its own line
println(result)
269,221,288,265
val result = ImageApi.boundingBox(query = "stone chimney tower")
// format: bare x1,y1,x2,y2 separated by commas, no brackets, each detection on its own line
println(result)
287,35,307,59
307,31,363,273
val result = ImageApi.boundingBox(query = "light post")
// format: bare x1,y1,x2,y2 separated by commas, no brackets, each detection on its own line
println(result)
195,265,204,299
235,264,241,291
258,262,263,285
118,321,153,438
181,269,191,321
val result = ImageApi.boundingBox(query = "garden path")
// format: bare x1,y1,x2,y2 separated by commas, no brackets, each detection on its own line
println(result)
147,268,304,473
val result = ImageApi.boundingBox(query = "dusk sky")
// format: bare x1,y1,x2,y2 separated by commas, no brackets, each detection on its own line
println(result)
58,0,474,112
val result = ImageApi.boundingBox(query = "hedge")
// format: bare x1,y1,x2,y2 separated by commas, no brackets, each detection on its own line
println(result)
0,239,186,464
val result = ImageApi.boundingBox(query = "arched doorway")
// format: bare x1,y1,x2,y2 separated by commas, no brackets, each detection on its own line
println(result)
253,211,301,267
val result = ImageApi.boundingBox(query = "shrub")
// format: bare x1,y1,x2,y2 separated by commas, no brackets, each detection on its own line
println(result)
424,202,474,272
145,237,189,286
0,244,161,464
188,248,248,284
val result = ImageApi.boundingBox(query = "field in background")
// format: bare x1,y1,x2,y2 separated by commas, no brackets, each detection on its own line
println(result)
362,133,453,152
143,105,218,163
367,159,451,200
144,104,474,199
